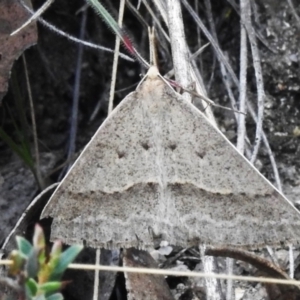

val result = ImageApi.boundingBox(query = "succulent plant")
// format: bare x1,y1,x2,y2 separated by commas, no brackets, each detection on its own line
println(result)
4,224,83,300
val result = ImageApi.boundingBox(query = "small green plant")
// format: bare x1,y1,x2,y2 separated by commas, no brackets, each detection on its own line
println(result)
5,224,83,300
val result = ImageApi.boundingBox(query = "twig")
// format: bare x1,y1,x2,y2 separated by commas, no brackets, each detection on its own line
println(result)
159,0,215,123
204,247,289,280
87,0,149,68
17,0,134,62
226,0,277,54
241,0,265,164
178,85,246,115
151,0,168,25
181,0,282,190
66,9,87,171
93,249,101,300
247,102,282,191
0,183,59,253
226,257,234,300
166,0,192,103
266,246,280,267
125,0,149,29
200,245,222,300
11,0,55,36
237,0,248,154
289,244,294,279
2,259,300,286
287,0,300,30
181,0,238,89
141,0,170,42
108,0,125,114
194,0,204,76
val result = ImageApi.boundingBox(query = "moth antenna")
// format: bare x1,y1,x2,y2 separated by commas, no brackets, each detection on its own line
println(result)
149,27,158,68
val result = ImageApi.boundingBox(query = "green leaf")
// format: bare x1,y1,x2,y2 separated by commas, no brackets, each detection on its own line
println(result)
50,241,62,258
26,278,38,297
26,248,39,278
33,224,45,249
49,245,83,280
8,250,25,275
46,293,64,300
33,295,47,300
33,224,46,265
39,281,63,294
44,241,62,280
16,236,33,257
0,127,34,171
87,0,123,40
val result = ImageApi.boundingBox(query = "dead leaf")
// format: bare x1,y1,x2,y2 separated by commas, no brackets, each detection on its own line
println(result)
0,0,37,102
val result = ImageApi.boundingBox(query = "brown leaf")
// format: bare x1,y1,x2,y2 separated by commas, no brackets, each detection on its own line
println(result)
0,0,37,102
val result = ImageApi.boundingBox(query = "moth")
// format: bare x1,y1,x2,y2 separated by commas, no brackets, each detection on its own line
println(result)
41,66,300,249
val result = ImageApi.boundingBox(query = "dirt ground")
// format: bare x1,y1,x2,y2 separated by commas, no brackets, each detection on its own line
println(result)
1,0,300,299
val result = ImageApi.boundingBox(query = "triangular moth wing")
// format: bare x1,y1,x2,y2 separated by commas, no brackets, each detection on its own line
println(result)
42,69,300,249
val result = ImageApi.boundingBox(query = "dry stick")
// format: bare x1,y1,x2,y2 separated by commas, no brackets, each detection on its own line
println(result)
242,0,265,164
225,257,233,300
11,0,55,36
180,2,279,297
137,0,142,10
151,0,168,25
194,0,204,76
203,0,240,120
93,0,125,298
250,102,282,191
2,259,300,286
237,0,248,154
200,245,222,300
166,0,192,103
190,43,211,60
95,1,126,297
166,2,219,298
226,0,277,55
266,246,280,267
181,0,241,124
66,9,87,173
289,244,294,279
141,0,170,42
179,85,245,115
18,0,133,62
93,248,101,300
108,0,125,114
204,247,291,280
181,0,282,191
205,245,300,299
0,183,59,255
181,0,238,92
287,0,300,30
189,54,217,126
205,55,217,92
202,0,245,132
22,55,44,190
125,0,149,29
203,2,236,299
94,1,126,297
153,0,216,124
163,43,210,78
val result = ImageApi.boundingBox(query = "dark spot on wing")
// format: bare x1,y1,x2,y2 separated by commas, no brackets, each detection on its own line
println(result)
141,142,150,150
117,150,126,159
168,143,177,151
196,151,206,159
